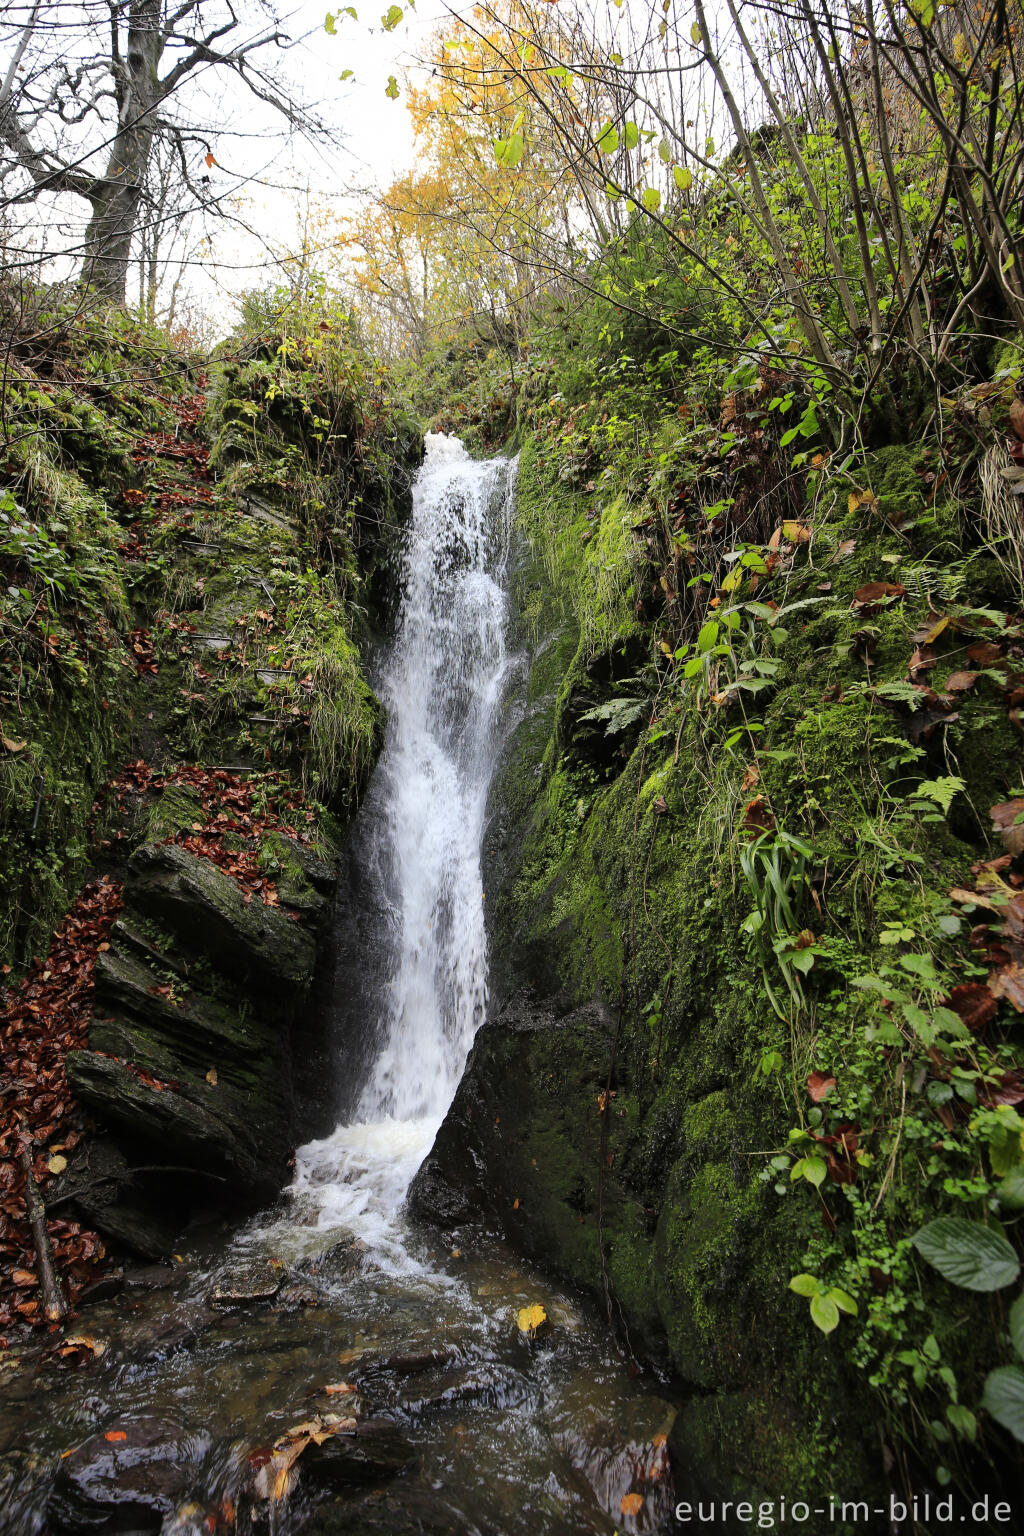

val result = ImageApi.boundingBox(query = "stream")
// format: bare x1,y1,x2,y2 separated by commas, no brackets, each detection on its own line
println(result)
0,436,678,1536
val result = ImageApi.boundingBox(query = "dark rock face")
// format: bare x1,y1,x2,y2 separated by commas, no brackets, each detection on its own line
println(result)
63,796,343,1253
409,995,665,1356
47,1417,211,1534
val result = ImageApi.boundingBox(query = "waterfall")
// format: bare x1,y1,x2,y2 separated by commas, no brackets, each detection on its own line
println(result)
289,433,517,1256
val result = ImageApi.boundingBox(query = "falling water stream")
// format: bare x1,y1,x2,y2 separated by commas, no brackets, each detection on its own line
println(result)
0,437,679,1536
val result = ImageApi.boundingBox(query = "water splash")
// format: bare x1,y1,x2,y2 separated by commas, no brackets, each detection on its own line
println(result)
288,432,517,1253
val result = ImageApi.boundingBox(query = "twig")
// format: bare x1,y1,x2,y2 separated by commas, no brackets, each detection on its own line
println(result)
18,1142,68,1325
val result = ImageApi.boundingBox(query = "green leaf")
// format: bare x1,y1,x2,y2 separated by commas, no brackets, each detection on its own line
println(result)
325,10,337,33
998,1167,1024,1210
983,1365,1024,1441
829,1288,858,1316
789,1273,818,1297
339,68,354,80
385,74,399,99
596,123,619,154
697,620,719,653
915,775,966,814
690,21,702,42
545,65,571,84
946,1404,977,1440
791,1155,827,1188
494,133,524,169
623,122,639,151
658,138,670,163
641,187,661,213
1009,1296,1024,1362
912,1219,1020,1292
673,165,692,192
381,3,402,28
810,1291,839,1333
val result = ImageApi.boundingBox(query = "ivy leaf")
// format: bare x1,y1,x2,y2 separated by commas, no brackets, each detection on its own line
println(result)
912,1219,1020,1291
982,1365,1024,1441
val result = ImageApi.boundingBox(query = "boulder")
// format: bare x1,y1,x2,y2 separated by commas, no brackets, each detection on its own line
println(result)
48,1417,210,1534
128,841,316,998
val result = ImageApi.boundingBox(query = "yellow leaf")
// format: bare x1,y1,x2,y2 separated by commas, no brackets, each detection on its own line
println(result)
206,1067,218,1086
517,1303,547,1337
47,1154,67,1175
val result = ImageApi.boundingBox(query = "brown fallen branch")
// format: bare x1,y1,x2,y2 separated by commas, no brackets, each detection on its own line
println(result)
18,1142,69,1325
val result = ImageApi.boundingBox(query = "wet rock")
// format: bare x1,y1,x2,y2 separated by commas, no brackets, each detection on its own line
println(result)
48,1417,211,1534
298,1485,475,1536
59,1139,190,1261
123,1265,178,1292
396,1364,530,1420
78,1272,125,1305
300,1420,417,1488
129,841,316,997
208,1257,285,1307
124,1302,220,1364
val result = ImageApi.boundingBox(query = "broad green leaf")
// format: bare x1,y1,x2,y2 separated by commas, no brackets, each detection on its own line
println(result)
1009,1295,1024,1361
983,1365,1024,1441
789,1273,818,1297
325,11,337,33
830,1287,858,1315
913,1219,1020,1291
791,1155,826,1188
623,122,639,151
998,1167,1024,1210
596,123,619,154
810,1291,839,1333
494,133,524,169
641,187,661,213
697,620,719,653
674,165,692,192
690,21,702,42
658,138,670,163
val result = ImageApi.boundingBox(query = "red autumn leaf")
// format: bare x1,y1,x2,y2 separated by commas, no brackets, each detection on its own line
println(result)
945,983,998,1032
944,670,979,693
989,965,1024,1013
104,1431,128,1443
967,640,1004,666
742,795,776,833
852,581,905,612
808,1071,837,1102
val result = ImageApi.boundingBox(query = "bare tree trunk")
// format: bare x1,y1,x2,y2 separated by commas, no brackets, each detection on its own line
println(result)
81,0,163,302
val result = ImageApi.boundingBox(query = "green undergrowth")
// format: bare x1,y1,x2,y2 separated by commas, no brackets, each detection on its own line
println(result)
483,281,1024,1507
1,284,418,969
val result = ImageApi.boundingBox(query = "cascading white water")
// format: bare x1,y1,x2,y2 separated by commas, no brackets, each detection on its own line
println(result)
289,433,518,1256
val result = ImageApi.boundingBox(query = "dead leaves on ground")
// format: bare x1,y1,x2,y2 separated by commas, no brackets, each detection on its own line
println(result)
0,878,119,1337
99,761,316,909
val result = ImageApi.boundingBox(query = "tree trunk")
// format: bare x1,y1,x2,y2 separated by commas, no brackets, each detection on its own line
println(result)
80,0,163,303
